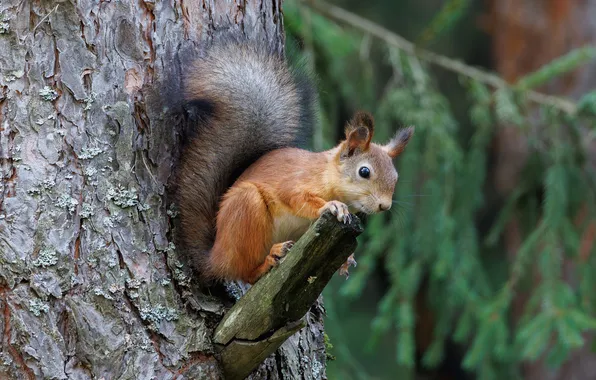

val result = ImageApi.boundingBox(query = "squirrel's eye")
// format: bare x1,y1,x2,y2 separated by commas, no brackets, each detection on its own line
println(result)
358,166,371,179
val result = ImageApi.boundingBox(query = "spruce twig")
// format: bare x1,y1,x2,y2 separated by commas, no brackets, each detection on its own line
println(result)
303,0,579,114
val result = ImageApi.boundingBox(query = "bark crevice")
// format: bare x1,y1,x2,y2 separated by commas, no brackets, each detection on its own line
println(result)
0,1,329,378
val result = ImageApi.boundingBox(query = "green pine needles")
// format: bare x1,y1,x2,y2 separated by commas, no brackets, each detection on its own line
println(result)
285,1,596,379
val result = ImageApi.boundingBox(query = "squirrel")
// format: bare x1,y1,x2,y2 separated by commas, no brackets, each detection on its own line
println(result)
175,35,414,285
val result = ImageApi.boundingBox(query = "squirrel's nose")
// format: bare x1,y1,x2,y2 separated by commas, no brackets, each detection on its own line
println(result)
379,203,391,211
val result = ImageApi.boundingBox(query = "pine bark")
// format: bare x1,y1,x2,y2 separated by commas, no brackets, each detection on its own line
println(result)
0,1,327,379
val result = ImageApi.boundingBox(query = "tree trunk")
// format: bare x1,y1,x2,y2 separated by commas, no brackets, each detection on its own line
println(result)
0,1,327,379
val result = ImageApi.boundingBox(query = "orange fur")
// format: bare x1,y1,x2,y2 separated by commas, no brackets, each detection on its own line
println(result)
209,149,331,283
207,113,415,284
175,41,413,285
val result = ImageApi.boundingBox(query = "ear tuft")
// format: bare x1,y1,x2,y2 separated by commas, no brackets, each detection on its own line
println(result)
342,111,375,158
385,126,414,158
351,111,374,133
345,111,374,136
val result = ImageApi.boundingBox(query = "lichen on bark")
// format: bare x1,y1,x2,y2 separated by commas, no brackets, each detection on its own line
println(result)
0,1,327,379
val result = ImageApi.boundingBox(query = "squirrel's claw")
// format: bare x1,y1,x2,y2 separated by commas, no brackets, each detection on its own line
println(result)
339,253,357,279
320,200,351,224
346,253,357,267
269,240,295,265
339,265,350,279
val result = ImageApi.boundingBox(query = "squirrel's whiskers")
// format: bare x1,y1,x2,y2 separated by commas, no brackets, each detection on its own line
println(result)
175,35,414,285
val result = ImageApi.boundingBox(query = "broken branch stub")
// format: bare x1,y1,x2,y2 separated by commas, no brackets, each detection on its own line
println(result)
213,210,363,379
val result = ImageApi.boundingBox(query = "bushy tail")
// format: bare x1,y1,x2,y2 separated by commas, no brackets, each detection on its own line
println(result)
175,36,316,282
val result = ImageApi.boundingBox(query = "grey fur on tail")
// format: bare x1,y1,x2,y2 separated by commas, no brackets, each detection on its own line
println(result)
174,33,317,283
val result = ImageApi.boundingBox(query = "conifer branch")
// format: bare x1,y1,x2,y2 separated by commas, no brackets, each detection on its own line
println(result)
303,0,579,114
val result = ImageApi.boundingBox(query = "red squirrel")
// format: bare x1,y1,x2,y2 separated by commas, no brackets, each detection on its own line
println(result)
176,37,413,285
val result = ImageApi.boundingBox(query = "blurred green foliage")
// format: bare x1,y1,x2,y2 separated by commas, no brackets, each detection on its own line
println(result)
284,1,596,379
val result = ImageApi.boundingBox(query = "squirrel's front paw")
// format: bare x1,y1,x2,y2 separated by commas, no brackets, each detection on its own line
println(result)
319,200,351,224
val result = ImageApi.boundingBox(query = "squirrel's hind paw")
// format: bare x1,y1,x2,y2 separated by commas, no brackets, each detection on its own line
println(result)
270,240,295,261
339,253,357,279
245,242,295,284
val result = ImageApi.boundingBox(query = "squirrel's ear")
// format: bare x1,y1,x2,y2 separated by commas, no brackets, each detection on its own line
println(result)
384,126,414,158
341,111,374,158
343,126,370,158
